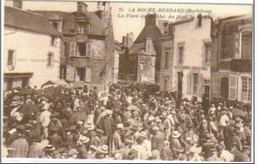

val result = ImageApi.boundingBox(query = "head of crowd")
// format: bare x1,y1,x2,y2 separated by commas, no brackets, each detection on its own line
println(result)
2,82,251,162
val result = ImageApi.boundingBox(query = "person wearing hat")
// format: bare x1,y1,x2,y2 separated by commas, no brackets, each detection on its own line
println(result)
96,145,110,159
169,130,184,159
131,131,148,160
151,126,165,152
8,131,29,158
101,110,113,137
28,136,44,158
161,140,172,160
42,145,55,158
77,136,90,159
37,102,52,139
108,123,124,155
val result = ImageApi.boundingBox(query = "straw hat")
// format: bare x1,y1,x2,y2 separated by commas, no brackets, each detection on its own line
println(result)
172,131,181,138
44,145,55,152
98,145,108,154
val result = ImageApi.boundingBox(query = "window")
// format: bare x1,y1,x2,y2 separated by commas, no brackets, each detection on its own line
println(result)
76,68,86,81
52,22,58,29
193,73,199,95
78,24,86,34
69,42,77,56
86,42,92,57
140,63,144,71
78,42,86,57
7,50,15,66
47,53,53,67
60,65,67,79
241,76,251,101
178,47,184,64
164,52,169,69
241,31,252,58
51,36,56,46
205,44,211,63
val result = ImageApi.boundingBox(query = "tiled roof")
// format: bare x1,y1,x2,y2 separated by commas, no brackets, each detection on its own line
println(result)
129,42,145,54
5,6,60,36
132,25,162,56
33,10,107,36
134,25,162,44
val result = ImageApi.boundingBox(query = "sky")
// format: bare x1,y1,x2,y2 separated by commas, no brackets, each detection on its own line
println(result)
5,0,252,42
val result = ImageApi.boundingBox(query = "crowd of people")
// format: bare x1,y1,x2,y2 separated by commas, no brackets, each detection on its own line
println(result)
2,82,251,161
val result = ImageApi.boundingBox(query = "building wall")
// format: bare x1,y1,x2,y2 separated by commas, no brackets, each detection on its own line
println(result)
137,54,156,83
4,27,61,90
172,18,212,100
211,15,252,103
160,37,174,92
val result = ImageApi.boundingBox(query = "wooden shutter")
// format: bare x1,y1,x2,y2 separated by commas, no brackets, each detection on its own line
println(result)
66,65,75,82
85,67,91,83
229,74,237,100
86,42,92,57
69,42,77,57
186,73,192,95
198,73,204,97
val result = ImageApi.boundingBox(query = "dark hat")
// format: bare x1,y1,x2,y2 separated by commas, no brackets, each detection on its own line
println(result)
44,145,55,152
128,149,138,159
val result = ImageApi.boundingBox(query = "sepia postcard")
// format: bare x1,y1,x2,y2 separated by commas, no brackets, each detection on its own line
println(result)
1,0,254,163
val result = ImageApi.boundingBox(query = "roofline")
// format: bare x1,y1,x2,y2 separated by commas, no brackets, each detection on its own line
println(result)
5,24,61,37
219,14,252,23
5,6,44,17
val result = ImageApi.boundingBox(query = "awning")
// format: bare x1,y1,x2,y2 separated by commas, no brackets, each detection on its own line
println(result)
4,73,33,78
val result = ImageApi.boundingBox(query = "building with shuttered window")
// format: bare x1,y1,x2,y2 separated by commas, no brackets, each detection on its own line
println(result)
211,14,252,103
4,2,61,92
118,14,162,83
159,15,212,101
34,2,116,91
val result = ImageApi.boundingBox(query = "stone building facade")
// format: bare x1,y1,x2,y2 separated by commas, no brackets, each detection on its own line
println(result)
211,14,252,103
4,3,61,92
35,2,116,92
160,15,212,101
118,14,162,83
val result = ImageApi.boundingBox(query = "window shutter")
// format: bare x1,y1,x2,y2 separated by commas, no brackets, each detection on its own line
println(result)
69,42,77,56
86,42,91,57
186,73,191,95
85,67,91,83
198,73,204,97
61,42,64,57
51,54,54,67
66,65,75,82
13,50,17,67
229,75,237,100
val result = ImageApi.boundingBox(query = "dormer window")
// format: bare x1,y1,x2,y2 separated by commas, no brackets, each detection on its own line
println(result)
78,23,86,34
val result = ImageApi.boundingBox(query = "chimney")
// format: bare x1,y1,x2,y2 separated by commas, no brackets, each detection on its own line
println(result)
145,14,156,26
127,32,134,47
13,0,23,9
77,2,88,13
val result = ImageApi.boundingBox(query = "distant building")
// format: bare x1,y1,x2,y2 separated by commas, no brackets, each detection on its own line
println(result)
119,14,162,83
211,14,252,103
34,2,116,92
160,15,212,100
4,3,61,91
